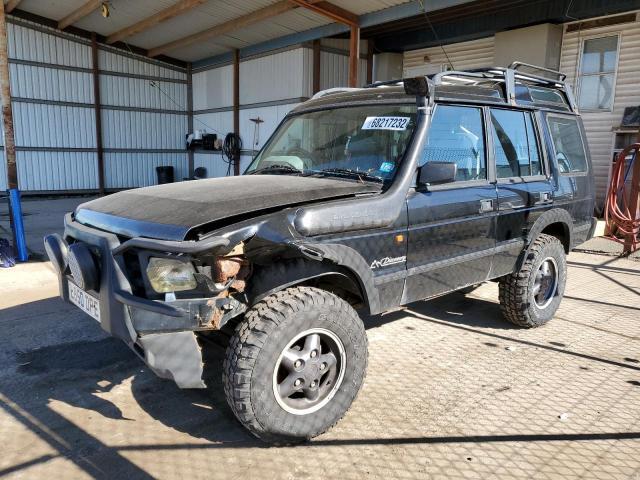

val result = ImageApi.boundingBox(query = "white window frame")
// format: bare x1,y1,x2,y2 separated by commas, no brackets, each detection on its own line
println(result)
576,33,622,113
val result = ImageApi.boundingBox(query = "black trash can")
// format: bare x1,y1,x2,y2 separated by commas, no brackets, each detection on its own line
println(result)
156,166,174,184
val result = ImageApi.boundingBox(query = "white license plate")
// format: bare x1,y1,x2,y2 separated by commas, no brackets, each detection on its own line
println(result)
68,281,101,322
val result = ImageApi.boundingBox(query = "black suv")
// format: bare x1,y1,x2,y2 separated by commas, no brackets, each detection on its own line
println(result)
45,62,596,443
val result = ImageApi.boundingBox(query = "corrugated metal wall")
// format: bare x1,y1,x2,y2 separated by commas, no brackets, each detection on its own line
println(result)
191,43,376,178
560,14,640,206
319,38,368,89
2,18,188,192
192,47,310,178
319,51,367,89
6,21,96,191
403,36,496,76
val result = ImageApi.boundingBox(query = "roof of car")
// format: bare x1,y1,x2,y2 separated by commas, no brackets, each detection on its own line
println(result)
291,65,577,116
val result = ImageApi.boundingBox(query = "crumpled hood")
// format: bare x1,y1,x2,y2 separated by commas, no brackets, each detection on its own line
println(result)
75,175,380,240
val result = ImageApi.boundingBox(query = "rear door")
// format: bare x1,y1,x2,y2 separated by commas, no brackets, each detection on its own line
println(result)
403,104,498,304
489,108,554,277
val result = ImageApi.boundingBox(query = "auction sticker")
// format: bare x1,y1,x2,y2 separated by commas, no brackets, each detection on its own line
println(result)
362,116,410,131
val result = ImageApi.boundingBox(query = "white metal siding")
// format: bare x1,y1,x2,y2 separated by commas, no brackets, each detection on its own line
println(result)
12,103,96,148
403,36,495,76
193,111,233,138
10,64,93,103
193,65,234,110
100,76,186,110
240,48,308,104
8,22,91,68
319,51,368,89
104,152,188,189
17,151,98,191
101,110,187,150
3,20,188,192
560,15,640,205
98,48,186,80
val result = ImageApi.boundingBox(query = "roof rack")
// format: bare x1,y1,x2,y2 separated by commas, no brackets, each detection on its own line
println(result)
321,62,578,113
509,61,567,81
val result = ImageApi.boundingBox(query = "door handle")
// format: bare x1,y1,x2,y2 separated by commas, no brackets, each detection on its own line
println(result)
538,191,553,204
479,199,494,213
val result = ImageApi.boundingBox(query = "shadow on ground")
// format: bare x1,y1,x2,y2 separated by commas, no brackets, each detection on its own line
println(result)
2,282,639,478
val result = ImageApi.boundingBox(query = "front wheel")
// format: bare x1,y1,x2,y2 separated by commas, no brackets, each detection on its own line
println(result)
223,287,367,444
499,234,567,328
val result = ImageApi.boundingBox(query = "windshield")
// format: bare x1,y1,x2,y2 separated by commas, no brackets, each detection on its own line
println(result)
246,104,417,183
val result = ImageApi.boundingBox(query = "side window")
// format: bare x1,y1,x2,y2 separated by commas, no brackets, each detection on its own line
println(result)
546,116,588,173
422,105,486,181
490,109,542,178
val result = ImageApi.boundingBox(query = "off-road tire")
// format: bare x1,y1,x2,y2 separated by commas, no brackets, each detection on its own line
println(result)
223,286,368,444
499,234,567,328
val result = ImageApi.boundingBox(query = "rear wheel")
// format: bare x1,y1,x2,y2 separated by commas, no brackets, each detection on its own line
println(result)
499,234,567,328
223,286,367,444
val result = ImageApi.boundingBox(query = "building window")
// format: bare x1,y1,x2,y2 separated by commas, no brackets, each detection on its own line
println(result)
578,35,619,111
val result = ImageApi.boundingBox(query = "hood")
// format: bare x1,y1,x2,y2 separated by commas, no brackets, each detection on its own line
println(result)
75,175,381,241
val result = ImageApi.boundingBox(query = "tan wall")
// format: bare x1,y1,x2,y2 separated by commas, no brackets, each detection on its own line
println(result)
560,13,640,206
494,23,563,69
403,36,495,76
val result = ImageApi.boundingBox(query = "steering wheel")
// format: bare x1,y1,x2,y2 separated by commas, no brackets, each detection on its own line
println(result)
556,152,571,173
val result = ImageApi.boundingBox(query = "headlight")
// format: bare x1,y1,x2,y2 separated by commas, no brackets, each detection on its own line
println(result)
146,257,197,293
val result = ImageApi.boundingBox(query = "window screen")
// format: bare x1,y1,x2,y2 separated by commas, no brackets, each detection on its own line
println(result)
490,109,542,178
421,105,486,181
546,116,588,173
578,36,619,111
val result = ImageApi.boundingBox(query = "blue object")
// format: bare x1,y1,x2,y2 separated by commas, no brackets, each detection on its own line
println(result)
379,161,395,173
8,188,28,262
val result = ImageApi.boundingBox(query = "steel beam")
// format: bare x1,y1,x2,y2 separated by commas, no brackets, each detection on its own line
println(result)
91,32,105,194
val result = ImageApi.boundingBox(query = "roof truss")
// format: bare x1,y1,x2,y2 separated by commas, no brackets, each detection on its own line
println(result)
58,0,102,30
106,0,206,45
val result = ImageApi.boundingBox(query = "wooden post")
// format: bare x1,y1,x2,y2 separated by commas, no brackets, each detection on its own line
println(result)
91,32,105,194
0,1,17,191
312,39,321,94
348,25,360,87
186,62,194,178
1,1,28,261
233,49,240,176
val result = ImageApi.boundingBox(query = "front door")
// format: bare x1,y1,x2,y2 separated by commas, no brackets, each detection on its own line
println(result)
404,104,498,304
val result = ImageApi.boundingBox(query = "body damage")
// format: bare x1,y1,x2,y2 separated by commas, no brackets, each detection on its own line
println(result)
46,81,596,391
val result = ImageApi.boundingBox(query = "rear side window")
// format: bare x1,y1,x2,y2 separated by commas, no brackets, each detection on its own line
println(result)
546,116,588,173
421,105,486,181
490,109,542,178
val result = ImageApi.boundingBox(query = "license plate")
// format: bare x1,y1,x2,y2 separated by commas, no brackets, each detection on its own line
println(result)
68,281,101,322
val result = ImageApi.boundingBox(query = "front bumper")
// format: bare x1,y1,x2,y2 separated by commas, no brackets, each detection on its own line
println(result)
44,214,237,389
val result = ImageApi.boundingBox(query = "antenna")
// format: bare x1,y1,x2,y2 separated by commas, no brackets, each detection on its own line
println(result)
417,0,455,71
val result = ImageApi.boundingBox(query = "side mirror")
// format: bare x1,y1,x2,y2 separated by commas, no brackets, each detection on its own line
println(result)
418,162,457,186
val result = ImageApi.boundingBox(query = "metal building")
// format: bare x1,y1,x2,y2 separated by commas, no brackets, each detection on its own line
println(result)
1,0,639,211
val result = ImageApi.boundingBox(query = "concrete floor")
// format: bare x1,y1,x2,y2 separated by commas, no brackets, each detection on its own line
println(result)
1,249,639,479
0,196,97,259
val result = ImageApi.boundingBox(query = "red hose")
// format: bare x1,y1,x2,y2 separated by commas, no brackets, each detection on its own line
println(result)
604,143,640,251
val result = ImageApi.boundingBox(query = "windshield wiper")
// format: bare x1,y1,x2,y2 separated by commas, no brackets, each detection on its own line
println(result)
311,168,384,183
248,164,303,175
